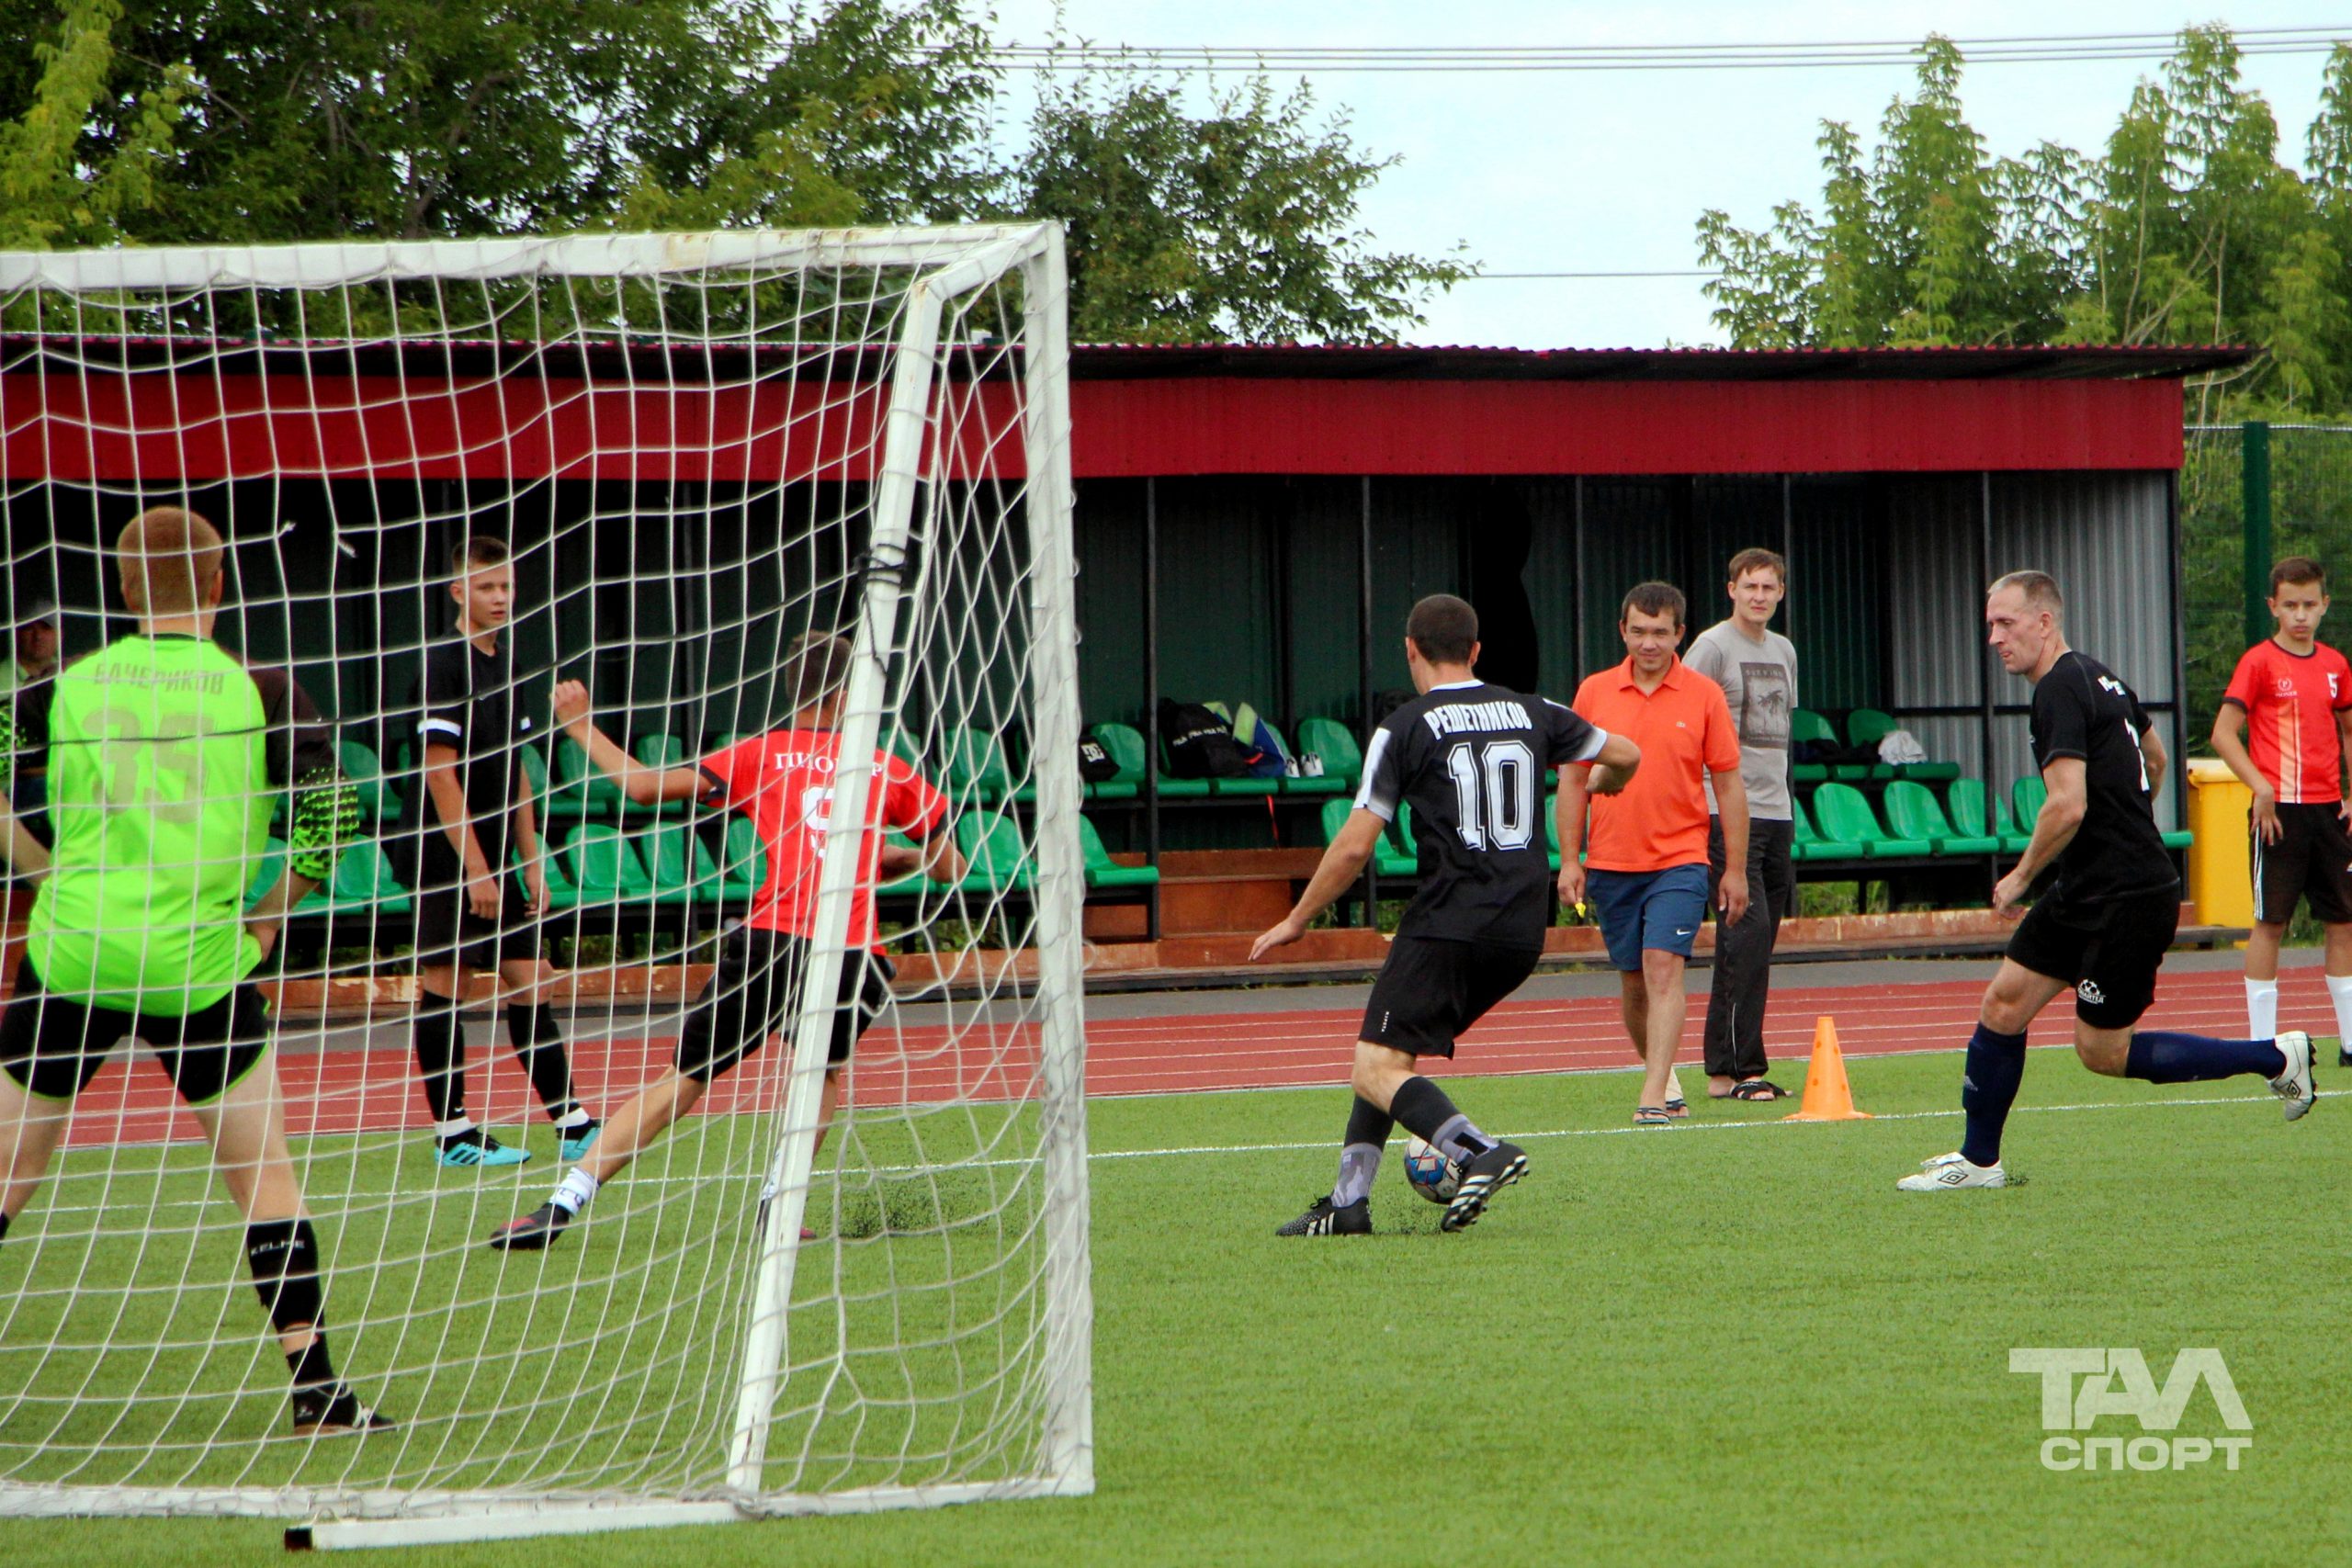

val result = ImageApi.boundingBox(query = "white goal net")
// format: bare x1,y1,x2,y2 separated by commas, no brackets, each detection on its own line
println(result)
0,226,1091,1546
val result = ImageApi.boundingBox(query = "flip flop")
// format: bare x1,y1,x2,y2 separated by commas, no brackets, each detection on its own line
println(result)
1633,1105,1675,1127
1728,1078,1790,1101
1663,1097,1690,1118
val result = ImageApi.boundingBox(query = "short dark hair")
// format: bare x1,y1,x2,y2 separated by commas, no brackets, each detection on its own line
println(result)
2272,556,2327,594
1620,581,1686,628
1987,570,2064,617
449,536,510,576
784,630,856,713
1406,594,1478,664
1726,547,1787,586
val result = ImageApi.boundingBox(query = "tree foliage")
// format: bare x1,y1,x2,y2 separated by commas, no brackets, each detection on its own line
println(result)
0,0,1465,343
1697,27,2352,414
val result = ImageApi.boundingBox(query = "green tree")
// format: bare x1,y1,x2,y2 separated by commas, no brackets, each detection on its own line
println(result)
1018,69,1471,344
0,0,185,248
1695,26,2352,414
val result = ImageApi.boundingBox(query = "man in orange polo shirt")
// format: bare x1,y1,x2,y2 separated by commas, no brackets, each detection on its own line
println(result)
1561,581,1749,1125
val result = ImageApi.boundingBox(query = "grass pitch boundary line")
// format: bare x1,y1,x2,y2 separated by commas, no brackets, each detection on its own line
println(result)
13,1090,2285,1225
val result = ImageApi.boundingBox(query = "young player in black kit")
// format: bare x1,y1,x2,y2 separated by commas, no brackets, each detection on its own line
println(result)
395,538,596,1168
1251,595,1641,1234
1900,571,2315,1191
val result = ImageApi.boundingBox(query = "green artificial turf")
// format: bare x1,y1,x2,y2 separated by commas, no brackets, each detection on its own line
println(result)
5,1043,2346,1567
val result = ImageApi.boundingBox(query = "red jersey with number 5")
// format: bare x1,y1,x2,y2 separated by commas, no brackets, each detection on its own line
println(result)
2222,639,2352,804
696,728,950,949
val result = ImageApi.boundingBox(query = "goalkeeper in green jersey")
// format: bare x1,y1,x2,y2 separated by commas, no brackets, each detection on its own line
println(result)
0,507,391,1437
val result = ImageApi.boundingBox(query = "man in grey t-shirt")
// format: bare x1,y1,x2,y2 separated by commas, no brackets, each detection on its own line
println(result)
1685,547,1799,1100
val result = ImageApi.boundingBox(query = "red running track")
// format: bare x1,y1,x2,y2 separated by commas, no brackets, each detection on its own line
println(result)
51,964,2335,1147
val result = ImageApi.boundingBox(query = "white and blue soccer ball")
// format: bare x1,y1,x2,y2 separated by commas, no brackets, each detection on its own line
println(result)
1401,1138,1461,1203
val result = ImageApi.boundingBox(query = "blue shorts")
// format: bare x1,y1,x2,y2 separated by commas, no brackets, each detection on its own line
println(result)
1588,864,1710,972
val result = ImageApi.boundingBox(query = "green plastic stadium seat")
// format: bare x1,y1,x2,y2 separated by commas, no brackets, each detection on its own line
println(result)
335,739,388,825
1846,708,1897,748
566,822,658,905
1544,793,1563,872
1947,779,2031,854
527,838,580,910
548,736,623,819
1085,721,1148,802
641,824,699,906
297,840,412,916
1078,815,1159,889
1791,708,1837,784
1294,716,1364,792
716,815,768,899
1883,779,1998,855
944,727,1013,804
2160,826,2193,851
1320,797,1416,879
1265,720,1345,795
517,739,549,808
634,733,687,769
952,810,1035,894
1811,782,1931,858
2011,776,2048,834
1790,791,1866,862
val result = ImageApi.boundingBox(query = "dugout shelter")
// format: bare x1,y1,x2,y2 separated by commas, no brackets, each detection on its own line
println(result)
0,335,2252,948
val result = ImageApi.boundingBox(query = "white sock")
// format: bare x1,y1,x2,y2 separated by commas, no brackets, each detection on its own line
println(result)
551,1168,601,1216
2326,974,2352,1051
554,1107,593,1130
2245,977,2280,1041
1663,1065,1687,1104
434,1115,476,1141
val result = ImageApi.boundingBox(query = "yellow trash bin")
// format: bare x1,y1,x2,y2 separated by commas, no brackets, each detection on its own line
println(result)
2185,758,2254,929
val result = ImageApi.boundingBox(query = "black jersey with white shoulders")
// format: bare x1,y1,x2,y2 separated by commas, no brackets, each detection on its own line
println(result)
1355,679,1607,948
405,634,539,833
2029,650,2178,904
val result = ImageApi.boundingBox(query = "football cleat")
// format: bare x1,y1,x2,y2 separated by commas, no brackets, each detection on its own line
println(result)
2337,1042,2351,1069
559,1119,603,1162
289,1382,396,1438
435,1129,530,1168
486,1202,572,1252
1896,1151,2008,1190
1442,1141,1528,1233
1274,1194,1372,1236
2271,1031,2316,1122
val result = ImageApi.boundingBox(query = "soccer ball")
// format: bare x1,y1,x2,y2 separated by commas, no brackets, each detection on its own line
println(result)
1401,1138,1461,1203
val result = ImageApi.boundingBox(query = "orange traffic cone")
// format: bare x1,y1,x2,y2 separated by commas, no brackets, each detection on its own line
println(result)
1784,1016,1871,1121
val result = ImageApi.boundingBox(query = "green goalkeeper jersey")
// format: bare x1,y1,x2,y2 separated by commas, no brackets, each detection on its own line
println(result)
18,633,347,1014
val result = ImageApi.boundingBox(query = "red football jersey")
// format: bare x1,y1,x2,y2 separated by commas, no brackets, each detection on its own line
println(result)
698,728,950,948
2222,638,2352,803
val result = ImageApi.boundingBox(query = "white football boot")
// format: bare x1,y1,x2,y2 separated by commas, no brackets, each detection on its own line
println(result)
1895,1150,2008,1191
2271,1030,2316,1122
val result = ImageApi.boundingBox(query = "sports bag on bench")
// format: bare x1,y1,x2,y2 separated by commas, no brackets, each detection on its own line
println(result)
1159,699,1258,778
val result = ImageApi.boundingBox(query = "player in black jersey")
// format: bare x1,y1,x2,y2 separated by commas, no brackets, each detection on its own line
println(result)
1252,595,1641,1234
1900,571,2315,1191
393,538,596,1168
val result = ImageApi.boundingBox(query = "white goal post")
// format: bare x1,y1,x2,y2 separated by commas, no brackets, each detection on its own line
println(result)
0,224,1091,1547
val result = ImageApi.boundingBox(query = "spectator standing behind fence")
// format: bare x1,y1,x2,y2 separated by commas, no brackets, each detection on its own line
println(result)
1685,548,1798,1102
1560,582,1749,1126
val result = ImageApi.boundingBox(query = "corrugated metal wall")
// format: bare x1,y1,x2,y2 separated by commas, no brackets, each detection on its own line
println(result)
1883,471,2181,829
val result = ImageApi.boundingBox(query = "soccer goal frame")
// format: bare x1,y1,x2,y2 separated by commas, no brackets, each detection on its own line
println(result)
0,224,1091,1549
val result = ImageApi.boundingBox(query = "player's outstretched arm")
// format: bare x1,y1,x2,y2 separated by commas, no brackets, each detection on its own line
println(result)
1584,733,1641,795
1250,807,1384,960
551,681,708,805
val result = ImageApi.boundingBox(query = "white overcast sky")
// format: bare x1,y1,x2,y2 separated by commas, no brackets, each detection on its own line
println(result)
985,3,2349,347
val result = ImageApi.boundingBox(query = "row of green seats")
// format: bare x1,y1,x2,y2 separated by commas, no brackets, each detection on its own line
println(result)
1790,707,1962,785
1091,717,1364,803
1317,797,1418,879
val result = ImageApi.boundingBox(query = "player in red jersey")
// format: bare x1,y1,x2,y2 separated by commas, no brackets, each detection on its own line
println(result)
2211,556,2352,1055
487,632,963,1250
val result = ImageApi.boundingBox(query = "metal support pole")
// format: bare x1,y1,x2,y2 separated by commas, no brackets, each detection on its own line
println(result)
1018,227,1096,1497
1358,475,1377,919
1979,472,1998,869
2243,421,2273,649
726,231,1035,1495
1143,477,1162,939
2165,468,2191,838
